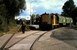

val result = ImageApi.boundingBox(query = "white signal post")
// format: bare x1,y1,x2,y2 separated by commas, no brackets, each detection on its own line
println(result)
30,0,37,25
30,2,32,25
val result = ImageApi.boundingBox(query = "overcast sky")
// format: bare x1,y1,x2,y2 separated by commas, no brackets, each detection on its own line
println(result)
17,0,77,20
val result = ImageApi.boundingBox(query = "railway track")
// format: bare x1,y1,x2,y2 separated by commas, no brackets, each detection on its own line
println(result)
0,33,15,50
30,31,49,50
0,31,50,50
0,31,39,50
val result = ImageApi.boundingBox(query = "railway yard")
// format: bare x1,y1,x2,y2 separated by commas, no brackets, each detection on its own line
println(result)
0,27,77,50
0,0,77,50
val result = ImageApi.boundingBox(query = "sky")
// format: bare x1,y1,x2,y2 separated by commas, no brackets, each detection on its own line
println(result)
16,0,77,20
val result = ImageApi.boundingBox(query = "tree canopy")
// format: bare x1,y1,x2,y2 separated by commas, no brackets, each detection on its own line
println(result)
62,0,75,17
3,0,26,18
71,7,77,25
0,0,26,31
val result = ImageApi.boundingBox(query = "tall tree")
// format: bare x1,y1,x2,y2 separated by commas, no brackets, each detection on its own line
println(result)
62,0,75,17
36,14,41,24
0,0,26,31
3,0,26,24
31,14,36,24
71,7,77,25
0,0,8,31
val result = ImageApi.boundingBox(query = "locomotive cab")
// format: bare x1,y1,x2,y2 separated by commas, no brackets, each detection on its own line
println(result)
52,15,59,29
39,13,52,30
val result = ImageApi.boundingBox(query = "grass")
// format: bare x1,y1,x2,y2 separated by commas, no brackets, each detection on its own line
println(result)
0,32,4,37
0,23,31,37
0,23,17,37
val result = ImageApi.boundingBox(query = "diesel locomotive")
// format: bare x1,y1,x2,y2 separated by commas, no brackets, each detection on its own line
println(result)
39,13,73,30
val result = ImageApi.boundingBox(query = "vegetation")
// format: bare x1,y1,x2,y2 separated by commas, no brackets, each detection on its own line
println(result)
31,14,40,24
71,7,77,25
31,14,36,24
0,0,26,33
62,0,77,25
36,14,41,24
62,0,75,17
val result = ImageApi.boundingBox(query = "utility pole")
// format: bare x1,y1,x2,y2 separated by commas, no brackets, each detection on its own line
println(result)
30,0,37,25
30,3,32,25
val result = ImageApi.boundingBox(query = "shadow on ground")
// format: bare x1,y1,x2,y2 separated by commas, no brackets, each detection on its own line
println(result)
50,27,77,48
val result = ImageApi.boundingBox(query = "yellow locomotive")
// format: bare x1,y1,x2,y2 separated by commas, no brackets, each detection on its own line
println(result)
39,13,73,30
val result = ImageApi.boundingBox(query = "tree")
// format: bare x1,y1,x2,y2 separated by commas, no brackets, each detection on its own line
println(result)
36,14,41,24
0,0,26,31
0,0,8,31
71,7,77,25
36,14,40,18
62,0,75,17
31,14,41,24
31,14,36,24
3,0,26,24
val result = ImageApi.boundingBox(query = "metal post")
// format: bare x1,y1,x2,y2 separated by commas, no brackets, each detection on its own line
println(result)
30,0,37,25
30,3,32,25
